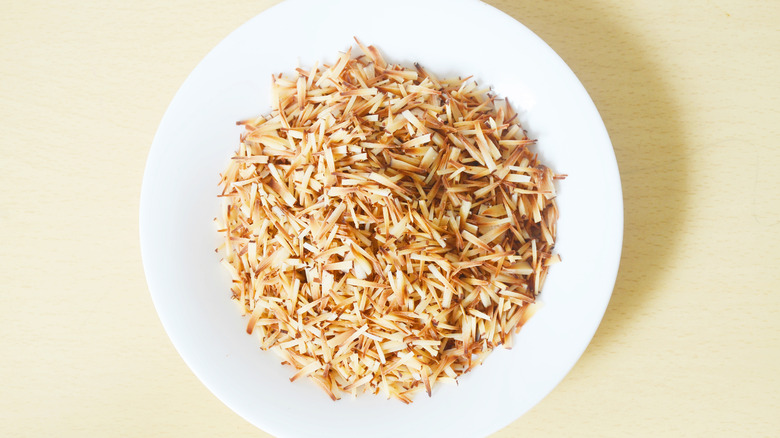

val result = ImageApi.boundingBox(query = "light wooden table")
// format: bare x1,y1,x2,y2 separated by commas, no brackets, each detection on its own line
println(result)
2,1,778,436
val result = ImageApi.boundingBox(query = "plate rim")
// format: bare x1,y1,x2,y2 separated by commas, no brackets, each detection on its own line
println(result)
140,0,623,436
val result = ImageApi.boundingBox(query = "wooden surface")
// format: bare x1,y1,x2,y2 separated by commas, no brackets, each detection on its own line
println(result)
2,0,778,436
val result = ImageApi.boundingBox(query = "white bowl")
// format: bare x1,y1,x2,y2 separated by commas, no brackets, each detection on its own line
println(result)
140,0,623,437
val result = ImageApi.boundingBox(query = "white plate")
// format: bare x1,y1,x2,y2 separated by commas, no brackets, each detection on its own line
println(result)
140,0,623,437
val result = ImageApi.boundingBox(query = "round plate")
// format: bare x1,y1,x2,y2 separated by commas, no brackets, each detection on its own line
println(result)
140,0,623,437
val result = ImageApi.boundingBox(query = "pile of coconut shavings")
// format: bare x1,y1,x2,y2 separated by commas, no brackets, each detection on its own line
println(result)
216,40,562,404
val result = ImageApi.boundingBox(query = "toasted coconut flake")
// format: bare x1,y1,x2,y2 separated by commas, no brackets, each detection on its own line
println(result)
218,41,563,404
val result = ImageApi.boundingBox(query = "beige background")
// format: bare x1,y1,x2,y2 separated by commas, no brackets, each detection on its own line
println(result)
2,0,778,436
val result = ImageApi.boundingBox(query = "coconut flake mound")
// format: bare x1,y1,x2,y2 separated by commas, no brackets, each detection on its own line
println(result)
216,39,563,403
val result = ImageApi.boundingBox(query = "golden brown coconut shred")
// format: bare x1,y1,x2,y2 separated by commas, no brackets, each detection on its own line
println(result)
216,39,564,403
